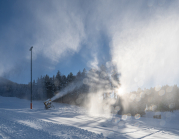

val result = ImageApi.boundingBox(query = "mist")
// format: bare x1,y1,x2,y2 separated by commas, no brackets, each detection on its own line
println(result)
1,0,179,116
36,0,179,115
0,0,86,82
109,1,179,92
1,0,179,88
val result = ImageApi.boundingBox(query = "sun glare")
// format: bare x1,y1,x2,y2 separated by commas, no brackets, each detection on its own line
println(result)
117,87,124,95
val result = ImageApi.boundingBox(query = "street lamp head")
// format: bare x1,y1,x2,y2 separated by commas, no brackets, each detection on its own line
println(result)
29,46,33,51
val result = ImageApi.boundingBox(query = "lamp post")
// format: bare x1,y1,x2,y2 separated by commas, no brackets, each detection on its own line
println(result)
29,46,33,109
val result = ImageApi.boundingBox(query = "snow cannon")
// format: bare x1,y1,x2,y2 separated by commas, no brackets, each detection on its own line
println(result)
44,99,54,109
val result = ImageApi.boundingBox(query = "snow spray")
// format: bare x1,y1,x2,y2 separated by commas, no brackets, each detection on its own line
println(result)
51,81,83,102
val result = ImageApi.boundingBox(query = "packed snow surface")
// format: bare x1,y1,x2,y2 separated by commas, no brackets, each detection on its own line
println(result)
1,96,179,139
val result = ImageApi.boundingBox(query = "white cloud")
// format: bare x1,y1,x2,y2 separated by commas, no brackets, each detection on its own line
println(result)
0,0,86,78
28,0,86,63
87,53,99,70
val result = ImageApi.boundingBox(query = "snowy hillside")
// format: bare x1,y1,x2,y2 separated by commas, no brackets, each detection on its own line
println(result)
1,96,179,139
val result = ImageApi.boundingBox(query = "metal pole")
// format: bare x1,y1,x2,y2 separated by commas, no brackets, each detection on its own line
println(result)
29,46,33,109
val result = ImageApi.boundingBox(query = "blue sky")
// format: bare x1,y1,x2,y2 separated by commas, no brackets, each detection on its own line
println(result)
0,0,112,84
1,0,179,92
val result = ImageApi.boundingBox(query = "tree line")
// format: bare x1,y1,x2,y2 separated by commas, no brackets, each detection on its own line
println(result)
121,85,179,116
1,66,179,116
0,69,87,100
0,65,120,107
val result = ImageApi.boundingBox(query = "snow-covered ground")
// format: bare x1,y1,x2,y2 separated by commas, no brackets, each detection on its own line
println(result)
0,96,179,139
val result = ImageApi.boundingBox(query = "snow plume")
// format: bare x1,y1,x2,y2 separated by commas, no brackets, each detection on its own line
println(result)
51,65,120,117
24,0,86,63
51,81,83,102
2,0,179,103
107,0,179,93
87,53,99,70
0,0,86,82
84,67,119,117
76,0,179,115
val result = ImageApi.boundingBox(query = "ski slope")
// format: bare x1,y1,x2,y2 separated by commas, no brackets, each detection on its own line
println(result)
0,96,179,139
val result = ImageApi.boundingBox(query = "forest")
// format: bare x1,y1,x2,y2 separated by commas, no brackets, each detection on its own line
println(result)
0,65,179,116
